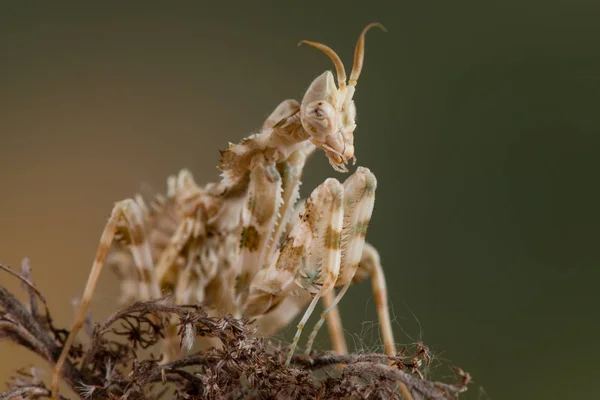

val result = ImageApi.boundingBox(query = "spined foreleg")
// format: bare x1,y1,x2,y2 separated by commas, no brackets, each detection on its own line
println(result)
303,167,376,356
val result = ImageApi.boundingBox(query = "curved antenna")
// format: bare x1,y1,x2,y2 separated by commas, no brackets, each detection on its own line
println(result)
299,40,347,90
349,22,387,87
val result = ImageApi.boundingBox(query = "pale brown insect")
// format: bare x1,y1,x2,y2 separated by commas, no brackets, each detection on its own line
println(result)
51,22,398,398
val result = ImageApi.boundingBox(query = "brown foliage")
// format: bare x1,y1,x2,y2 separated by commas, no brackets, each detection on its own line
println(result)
0,262,470,399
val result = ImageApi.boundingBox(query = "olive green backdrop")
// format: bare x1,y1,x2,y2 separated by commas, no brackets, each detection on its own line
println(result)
1,2,598,399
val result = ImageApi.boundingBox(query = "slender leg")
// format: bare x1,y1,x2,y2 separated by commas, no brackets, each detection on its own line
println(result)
357,242,396,356
322,289,349,355
353,242,413,400
257,288,349,355
303,167,375,356
287,294,320,364
51,199,149,398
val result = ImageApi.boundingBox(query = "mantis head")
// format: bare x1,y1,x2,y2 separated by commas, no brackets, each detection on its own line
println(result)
299,22,386,172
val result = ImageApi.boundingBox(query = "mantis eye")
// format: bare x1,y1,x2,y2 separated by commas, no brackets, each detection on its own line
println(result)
343,101,356,125
302,100,336,139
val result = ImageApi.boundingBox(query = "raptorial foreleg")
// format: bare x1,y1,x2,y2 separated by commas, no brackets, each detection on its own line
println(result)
244,178,342,320
304,167,376,356
286,178,344,366
264,150,307,264
235,154,282,309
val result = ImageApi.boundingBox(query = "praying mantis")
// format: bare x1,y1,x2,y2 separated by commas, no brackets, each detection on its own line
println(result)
51,22,399,398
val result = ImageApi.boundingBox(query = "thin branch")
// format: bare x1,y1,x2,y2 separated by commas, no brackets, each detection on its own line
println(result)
0,263,47,306
344,362,468,399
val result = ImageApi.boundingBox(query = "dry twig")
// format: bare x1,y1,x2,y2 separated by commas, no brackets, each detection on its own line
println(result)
0,262,470,399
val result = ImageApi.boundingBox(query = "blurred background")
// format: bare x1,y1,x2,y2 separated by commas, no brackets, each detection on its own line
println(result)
1,2,599,399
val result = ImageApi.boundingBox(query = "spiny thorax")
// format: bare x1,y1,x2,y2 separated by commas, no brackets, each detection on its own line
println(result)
217,113,314,196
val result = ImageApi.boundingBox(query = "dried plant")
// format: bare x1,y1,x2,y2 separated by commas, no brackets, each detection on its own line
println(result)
0,262,470,399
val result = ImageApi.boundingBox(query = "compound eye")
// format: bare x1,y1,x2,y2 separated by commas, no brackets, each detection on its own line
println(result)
302,100,336,139
343,101,356,125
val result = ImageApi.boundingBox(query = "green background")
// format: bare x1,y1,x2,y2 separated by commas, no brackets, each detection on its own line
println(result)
1,2,598,399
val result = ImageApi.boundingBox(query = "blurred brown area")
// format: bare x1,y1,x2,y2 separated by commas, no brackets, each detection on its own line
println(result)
1,2,599,399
